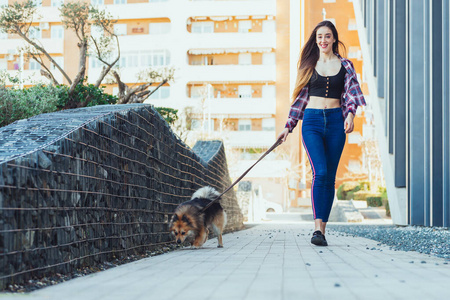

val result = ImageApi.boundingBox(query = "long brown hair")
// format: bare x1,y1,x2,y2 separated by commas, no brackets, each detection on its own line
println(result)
291,20,346,102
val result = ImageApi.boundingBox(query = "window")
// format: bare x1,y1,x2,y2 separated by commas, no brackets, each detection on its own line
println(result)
363,124,375,139
0,59,7,71
149,22,171,34
323,0,336,3
348,132,361,144
348,19,357,31
262,118,275,131
262,52,275,65
141,50,170,66
32,0,42,7
348,46,361,59
91,26,103,39
29,60,41,70
191,22,214,33
262,20,276,33
29,27,41,39
118,51,139,68
149,86,170,99
238,119,251,131
51,57,64,70
114,0,126,4
51,0,63,7
238,85,252,98
262,85,275,98
114,24,127,36
191,119,201,130
238,20,252,33
191,86,204,98
91,0,104,5
238,53,251,65
348,160,361,173
51,25,64,39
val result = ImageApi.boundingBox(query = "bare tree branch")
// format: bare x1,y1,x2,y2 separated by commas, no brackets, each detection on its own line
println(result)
13,28,72,84
92,34,120,87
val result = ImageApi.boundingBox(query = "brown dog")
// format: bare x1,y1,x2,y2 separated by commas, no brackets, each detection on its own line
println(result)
169,186,227,248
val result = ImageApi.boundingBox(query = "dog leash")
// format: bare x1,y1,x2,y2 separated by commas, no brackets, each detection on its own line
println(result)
200,137,283,212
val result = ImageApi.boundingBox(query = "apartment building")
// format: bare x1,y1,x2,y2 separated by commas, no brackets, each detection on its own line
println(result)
0,0,374,212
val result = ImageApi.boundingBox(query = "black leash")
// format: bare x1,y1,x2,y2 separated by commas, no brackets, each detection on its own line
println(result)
200,138,283,212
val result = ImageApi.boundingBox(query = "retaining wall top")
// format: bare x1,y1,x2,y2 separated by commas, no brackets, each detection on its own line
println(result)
0,104,165,163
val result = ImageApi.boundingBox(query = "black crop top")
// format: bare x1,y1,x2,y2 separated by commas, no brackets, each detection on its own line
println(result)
309,64,346,99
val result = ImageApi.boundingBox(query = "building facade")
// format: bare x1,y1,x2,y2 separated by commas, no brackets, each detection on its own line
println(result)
1,0,377,214
354,0,450,226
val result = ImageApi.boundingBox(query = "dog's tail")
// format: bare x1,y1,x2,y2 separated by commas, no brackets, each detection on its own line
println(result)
191,186,220,200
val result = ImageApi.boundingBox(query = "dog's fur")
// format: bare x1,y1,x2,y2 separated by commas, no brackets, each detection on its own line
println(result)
169,186,227,248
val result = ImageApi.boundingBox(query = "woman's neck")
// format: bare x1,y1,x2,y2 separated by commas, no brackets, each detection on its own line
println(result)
318,51,335,62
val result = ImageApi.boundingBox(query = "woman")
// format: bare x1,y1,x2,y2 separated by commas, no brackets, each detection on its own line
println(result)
277,20,366,246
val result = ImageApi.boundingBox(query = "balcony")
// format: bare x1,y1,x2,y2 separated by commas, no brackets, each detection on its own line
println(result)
117,35,171,52
187,64,276,83
188,0,276,17
102,0,275,20
187,32,276,50
188,97,276,117
0,38,64,55
87,66,143,84
5,69,64,86
223,130,276,148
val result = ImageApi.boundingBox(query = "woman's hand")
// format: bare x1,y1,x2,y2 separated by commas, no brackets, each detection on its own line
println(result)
277,128,290,143
344,113,354,133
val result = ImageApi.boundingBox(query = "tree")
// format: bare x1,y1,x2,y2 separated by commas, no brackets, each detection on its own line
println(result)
0,0,173,107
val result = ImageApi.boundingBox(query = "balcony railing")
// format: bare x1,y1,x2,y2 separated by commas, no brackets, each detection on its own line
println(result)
188,97,276,117
223,130,276,148
0,38,64,55
187,64,276,82
187,32,276,50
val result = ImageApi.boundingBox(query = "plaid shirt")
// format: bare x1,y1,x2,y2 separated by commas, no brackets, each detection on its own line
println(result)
285,54,366,132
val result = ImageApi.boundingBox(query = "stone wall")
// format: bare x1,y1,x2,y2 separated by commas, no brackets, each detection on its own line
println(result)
0,104,243,289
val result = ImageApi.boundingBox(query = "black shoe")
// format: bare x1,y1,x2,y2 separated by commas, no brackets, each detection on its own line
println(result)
311,230,328,246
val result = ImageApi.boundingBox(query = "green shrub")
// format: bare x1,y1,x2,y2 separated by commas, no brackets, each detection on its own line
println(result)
359,181,371,191
367,196,383,207
58,80,117,109
336,182,361,200
0,83,118,128
155,107,178,125
383,199,391,217
379,186,388,200
0,85,60,127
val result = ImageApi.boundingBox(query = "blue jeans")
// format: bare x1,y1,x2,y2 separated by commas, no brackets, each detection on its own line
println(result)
301,108,346,222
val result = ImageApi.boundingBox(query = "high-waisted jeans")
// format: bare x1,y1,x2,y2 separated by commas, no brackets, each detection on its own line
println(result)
301,108,346,222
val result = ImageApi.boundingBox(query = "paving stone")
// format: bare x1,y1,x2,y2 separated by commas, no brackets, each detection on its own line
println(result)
2,223,449,300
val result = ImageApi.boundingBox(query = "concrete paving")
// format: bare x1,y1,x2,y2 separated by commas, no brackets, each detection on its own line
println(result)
1,222,449,300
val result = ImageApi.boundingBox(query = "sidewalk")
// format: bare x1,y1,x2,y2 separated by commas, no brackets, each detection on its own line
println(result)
1,222,449,300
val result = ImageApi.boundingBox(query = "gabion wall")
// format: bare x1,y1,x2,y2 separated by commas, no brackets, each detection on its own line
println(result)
0,104,243,289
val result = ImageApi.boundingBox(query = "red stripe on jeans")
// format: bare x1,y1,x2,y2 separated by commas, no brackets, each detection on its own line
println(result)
302,136,316,219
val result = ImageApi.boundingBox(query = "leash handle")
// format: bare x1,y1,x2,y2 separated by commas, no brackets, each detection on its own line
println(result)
200,138,283,212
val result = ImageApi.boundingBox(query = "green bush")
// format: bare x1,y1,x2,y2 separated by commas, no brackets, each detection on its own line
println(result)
58,80,117,109
155,107,178,125
383,199,391,217
0,83,118,128
353,191,372,200
359,181,371,191
336,182,361,200
0,85,60,127
367,196,383,207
